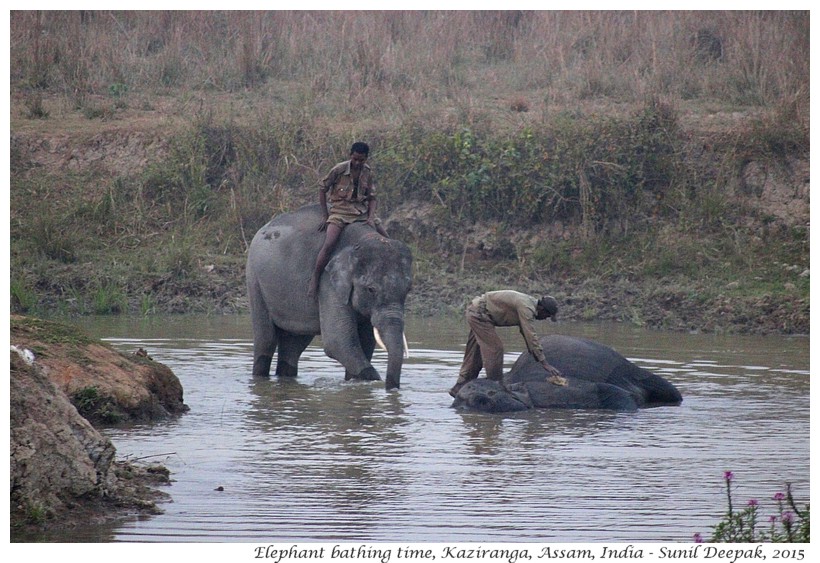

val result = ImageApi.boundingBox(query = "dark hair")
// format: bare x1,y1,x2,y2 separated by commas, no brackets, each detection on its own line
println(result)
538,295,558,320
350,141,370,156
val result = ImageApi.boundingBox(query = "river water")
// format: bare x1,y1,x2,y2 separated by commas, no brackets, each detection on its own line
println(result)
30,315,811,543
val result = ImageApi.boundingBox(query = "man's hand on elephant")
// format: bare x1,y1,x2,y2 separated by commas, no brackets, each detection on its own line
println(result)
547,374,568,386
542,361,568,386
541,360,560,375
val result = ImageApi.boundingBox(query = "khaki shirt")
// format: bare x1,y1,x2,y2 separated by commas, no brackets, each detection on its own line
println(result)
472,290,547,364
321,160,375,215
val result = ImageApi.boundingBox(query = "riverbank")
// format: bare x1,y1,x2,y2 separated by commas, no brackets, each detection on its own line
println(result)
12,312,810,542
9,105,809,335
12,241,810,336
9,13,809,336
10,316,187,537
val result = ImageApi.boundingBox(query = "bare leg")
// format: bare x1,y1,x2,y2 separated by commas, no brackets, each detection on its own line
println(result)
308,222,343,299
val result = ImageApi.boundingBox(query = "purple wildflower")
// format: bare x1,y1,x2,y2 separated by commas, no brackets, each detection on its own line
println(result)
769,515,778,523
747,499,759,507
773,492,786,501
782,511,795,524
724,471,734,482
693,533,704,543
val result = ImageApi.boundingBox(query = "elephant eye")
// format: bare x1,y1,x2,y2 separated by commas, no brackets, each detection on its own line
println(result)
367,286,376,294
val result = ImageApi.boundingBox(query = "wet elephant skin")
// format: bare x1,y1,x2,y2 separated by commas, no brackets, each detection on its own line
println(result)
452,335,683,413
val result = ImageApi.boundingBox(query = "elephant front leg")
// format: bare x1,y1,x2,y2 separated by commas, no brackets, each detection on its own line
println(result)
323,320,381,383
345,366,381,381
358,321,377,362
344,321,379,381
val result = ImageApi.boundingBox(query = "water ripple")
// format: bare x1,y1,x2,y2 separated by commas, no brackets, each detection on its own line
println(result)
67,319,810,543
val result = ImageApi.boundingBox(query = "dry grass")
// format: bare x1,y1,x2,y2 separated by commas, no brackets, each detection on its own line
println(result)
10,11,809,130
9,11,809,332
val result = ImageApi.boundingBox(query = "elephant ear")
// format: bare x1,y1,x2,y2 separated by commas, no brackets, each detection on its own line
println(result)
325,246,356,305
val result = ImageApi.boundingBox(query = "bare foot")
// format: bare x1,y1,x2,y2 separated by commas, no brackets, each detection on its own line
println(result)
448,382,465,398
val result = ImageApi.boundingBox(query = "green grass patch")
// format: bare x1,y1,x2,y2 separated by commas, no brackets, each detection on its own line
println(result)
10,316,94,348
71,386,124,424
91,283,128,315
11,280,38,314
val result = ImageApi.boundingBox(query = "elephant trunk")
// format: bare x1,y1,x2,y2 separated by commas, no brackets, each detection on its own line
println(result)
372,309,405,390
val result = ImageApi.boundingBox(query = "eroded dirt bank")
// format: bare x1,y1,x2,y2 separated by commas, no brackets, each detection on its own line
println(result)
10,316,188,539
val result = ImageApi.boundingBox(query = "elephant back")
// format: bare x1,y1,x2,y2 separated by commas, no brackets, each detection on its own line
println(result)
505,335,682,408
262,204,389,250
263,204,326,240
251,204,324,256
507,335,626,384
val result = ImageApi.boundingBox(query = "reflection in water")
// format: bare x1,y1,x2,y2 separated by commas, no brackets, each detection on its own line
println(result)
245,374,414,539
22,315,809,543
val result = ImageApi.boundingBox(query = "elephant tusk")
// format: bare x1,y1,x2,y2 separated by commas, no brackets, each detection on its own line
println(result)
373,328,411,359
374,327,387,352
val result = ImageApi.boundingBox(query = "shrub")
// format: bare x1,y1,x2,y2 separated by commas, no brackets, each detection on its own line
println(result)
71,386,123,424
10,280,38,314
377,98,682,231
696,471,809,543
24,92,49,119
29,215,79,263
91,282,128,315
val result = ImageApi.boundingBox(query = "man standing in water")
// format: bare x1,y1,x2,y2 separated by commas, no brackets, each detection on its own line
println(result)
308,141,388,298
449,290,567,397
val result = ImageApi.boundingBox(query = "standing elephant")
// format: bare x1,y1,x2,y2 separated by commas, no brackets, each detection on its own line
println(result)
246,204,413,390
452,335,683,412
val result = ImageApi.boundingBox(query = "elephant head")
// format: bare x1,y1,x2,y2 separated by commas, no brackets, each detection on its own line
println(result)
322,232,413,390
451,379,531,412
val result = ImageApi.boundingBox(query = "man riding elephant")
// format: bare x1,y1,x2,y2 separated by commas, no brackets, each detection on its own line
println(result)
449,290,567,397
308,141,389,299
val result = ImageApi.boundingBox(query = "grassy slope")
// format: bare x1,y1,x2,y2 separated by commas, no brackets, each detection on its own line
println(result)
10,90,809,335
9,12,809,335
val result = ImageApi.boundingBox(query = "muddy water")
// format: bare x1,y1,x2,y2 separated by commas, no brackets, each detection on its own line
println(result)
54,315,811,542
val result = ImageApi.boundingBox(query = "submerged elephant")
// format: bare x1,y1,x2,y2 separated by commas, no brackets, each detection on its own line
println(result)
246,204,413,389
452,335,682,412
